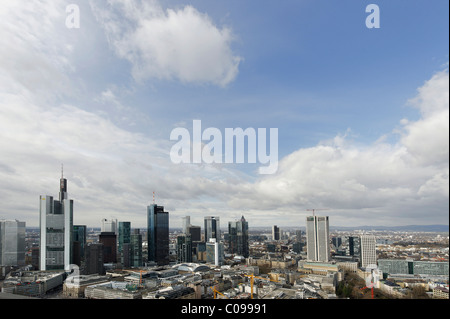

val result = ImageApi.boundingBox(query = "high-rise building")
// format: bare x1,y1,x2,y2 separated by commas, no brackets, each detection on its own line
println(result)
181,216,191,235
228,216,249,258
206,238,224,266
272,225,280,241
130,229,142,267
360,235,377,268
176,234,193,263
39,171,73,271
101,219,118,234
147,204,169,265
118,221,131,257
306,215,330,262
188,225,201,242
99,232,117,263
73,225,86,265
0,219,26,266
204,216,220,242
85,243,104,275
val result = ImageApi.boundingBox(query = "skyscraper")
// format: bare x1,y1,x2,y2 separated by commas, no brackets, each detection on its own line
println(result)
176,234,192,263
206,238,224,266
39,170,73,271
101,218,118,234
228,216,249,258
204,216,220,242
360,235,377,268
118,221,131,258
130,229,143,267
147,204,169,265
272,225,280,241
0,219,26,266
306,215,330,262
181,216,191,235
99,232,117,263
73,225,86,266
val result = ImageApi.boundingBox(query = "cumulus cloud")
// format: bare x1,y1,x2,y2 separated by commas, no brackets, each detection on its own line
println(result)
90,0,242,87
227,68,449,226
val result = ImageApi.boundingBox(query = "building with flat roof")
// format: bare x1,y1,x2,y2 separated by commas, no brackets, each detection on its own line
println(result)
63,274,111,298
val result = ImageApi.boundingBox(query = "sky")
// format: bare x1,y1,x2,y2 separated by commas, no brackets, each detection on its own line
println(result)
0,0,448,229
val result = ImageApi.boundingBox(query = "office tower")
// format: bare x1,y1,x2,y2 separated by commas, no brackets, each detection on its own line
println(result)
272,225,280,241
130,229,143,267
176,234,193,263
147,204,169,265
182,216,191,235
332,237,342,250
204,216,220,242
188,225,201,242
39,171,73,271
73,225,86,261
101,218,118,234
206,238,224,266
85,243,104,275
228,216,249,258
360,235,377,268
118,221,131,267
118,221,131,257
99,232,117,263
0,220,26,266
306,216,330,262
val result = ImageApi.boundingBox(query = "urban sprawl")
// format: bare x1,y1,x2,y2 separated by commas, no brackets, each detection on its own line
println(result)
0,175,448,300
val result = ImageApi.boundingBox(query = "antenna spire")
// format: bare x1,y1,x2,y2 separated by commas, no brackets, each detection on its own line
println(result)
61,163,64,179
153,191,155,204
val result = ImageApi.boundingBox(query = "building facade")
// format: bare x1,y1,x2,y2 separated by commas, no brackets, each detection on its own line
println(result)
147,204,169,265
0,220,26,266
228,216,249,258
360,235,377,268
306,216,330,262
204,216,220,243
39,172,73,271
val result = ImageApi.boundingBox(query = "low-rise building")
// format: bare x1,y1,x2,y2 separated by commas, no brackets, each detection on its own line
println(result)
63,274,111,298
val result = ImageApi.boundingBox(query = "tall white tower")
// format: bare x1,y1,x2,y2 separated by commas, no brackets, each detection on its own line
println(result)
360,235,377,268
306,216,330,262
39,169,73,271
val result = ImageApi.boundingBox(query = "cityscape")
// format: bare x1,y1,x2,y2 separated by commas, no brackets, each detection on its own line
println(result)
0,0,448,315
0,174,448,301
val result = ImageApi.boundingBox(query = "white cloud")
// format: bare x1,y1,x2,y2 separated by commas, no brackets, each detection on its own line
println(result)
226,68,449,226
401,69,449,166
90,0,242,87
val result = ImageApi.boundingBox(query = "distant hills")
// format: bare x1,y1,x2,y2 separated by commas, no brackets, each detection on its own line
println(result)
330,225,449,232
249,225,449,233
26,224,449,233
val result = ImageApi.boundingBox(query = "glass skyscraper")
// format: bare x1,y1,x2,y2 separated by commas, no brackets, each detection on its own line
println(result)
204,216,220,242
0,219,26,266
147,204,169,265
228,216,249,258
39,171,73,271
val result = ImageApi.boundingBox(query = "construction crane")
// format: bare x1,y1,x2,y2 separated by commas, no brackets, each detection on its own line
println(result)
306,208,329,217
211,285,229,299
242,274,279,299
360,282,374,299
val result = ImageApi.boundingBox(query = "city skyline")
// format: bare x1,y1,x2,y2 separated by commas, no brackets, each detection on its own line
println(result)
0,1,448,229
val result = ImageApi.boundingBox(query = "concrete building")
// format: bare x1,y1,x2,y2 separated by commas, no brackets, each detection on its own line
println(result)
360,235,377,268
0,220,25,267
1,271,64,297
63,274,110,298
306,216,330,262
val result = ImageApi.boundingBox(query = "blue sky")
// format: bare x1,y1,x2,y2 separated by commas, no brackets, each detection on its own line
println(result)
0,0,448,228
